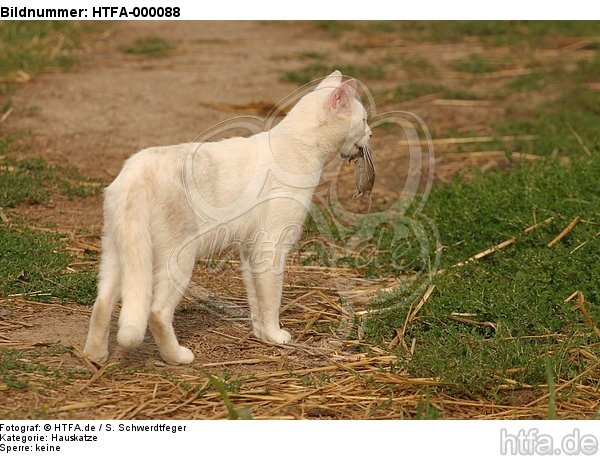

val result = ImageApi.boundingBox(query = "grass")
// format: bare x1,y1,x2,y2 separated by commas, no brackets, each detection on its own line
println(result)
0,153,102,206
495,88,600,157
363,155,600,397
283,63,385,85
298,50,327,60
491,48,600,159
315,21,600,46
501,51,599,96
381,82,480,103
451,54,497,73
120,36,176,56
503,68,559,93
0,21,86,93
314,21,359,37
208,374,253,419
380,54,438,76
0,224,97,303
0,346,88,390
0,138,99,304
299,32,600,403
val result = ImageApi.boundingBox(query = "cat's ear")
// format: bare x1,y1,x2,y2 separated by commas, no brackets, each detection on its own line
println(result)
316,70,342,90
330,78,357,110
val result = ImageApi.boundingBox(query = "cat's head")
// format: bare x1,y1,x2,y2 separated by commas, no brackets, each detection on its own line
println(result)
282,70,371,162
313,70,372,161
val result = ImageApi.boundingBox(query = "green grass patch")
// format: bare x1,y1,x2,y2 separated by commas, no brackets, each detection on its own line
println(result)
283,63,385,85
120,36,176,56
451,54,497,73
501,51,599,96
0,21,86,93
0,224,97,303
314,21,359,37
315,21,600,46
491,49,600,158
0,143,99,304
417,21,600,45
503,68,559,93
495,87,600,157
380,54,438,76
364,155,600,397
0,154,102,207
208,374,253,419
298,50,327,60
0,346,89,390
381,82,480,103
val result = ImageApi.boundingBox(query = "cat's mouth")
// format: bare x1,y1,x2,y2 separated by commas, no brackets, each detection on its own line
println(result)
342,144,364,162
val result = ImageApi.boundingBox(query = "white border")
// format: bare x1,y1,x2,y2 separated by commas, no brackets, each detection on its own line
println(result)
2,0,599,19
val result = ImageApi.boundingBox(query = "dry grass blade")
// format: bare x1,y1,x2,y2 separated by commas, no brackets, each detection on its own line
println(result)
405,134,537,147
69,343,98,373
0,208,9,224
442,216,557,274
11,297,91,314
78,362,118,392
431,99,493,107
154,389,206,416
570,291,600,338
452,238,516,268
547,216,580,248
280,289,319,314
569,230,600,254
525,360,600,408
0,106,13,125
524,216,555,233
443,151,543,160
55,399,120,413
448,315,497,330
567,124,592,157
389,284,435,350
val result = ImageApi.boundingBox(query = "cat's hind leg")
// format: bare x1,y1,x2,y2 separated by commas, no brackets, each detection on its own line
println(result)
83,238,121,363
148,247,195,365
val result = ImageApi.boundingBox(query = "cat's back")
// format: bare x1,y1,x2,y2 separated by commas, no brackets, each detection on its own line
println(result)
103,143,190,213
112,135,258,186
104,135,260,212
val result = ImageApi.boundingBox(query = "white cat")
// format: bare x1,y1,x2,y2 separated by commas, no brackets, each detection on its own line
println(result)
83,71,372,365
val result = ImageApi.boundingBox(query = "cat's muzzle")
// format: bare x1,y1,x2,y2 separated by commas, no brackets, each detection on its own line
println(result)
341,144,364,162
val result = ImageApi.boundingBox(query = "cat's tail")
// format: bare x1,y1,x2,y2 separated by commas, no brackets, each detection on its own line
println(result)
112,185,154,350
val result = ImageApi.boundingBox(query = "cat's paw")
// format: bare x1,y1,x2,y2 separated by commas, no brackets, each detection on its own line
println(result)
261,328,292,344
162,346,195,365
252,323,263,340
83,346,108,364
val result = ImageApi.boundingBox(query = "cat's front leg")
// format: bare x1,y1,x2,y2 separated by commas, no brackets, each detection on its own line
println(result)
253,270,291,344
244,226,300,344
239,246,264,339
